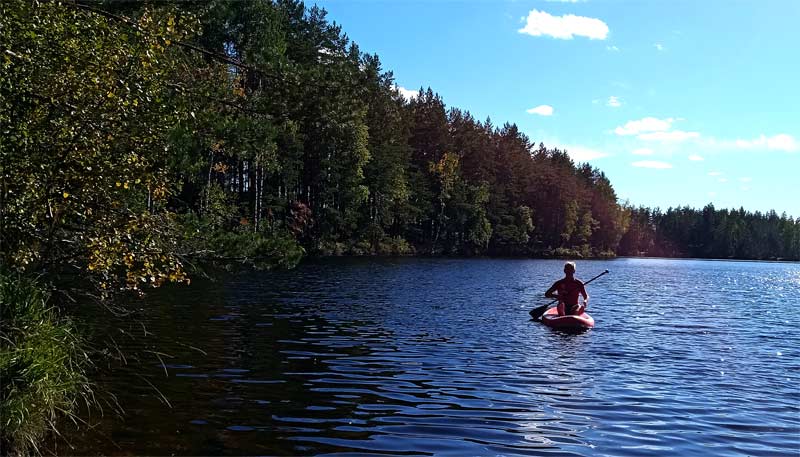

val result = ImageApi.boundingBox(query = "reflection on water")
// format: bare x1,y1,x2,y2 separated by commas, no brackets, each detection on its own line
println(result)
55,258,800,456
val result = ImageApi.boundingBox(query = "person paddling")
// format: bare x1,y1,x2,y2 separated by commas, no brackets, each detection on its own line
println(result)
545,261,588,316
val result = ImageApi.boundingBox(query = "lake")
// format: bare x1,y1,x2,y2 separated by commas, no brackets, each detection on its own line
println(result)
55,258,800,456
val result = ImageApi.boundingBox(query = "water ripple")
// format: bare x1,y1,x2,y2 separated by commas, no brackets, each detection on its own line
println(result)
58,258,800,456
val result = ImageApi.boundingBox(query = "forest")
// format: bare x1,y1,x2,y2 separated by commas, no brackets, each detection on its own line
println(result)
1,1,799,452
3,0,798,297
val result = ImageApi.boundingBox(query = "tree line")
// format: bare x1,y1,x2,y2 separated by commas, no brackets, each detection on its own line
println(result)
620,205,800,260
2,0,798,296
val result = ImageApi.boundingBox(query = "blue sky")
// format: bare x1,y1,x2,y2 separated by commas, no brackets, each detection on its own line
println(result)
315,0,799,217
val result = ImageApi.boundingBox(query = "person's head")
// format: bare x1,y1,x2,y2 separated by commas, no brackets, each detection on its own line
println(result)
564,261,576,276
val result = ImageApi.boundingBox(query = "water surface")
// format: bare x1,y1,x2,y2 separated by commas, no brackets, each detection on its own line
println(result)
57,258,800,456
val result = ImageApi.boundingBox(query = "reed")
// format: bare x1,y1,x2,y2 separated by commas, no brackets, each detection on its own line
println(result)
0,272,93,456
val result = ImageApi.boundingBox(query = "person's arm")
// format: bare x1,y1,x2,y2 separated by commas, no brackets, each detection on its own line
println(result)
545,281,560,299
580,282,589,305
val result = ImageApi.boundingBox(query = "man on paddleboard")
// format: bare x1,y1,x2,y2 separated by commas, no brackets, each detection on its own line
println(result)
545,261,589,316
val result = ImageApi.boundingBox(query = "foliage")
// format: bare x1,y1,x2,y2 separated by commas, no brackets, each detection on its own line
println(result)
180,213,304,270
0,273,92,456
5,0,791,294
619,204,800,260
0,0,192,296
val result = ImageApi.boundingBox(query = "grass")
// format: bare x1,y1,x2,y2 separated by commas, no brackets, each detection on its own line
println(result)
0,272,93,456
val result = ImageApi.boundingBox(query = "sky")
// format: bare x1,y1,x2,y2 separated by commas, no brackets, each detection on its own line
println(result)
314,0,799,217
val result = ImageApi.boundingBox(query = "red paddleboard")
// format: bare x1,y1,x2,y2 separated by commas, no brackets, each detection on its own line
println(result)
541,307,595,330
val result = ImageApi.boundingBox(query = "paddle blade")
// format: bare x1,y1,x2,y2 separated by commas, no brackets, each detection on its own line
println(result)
529,303,552,321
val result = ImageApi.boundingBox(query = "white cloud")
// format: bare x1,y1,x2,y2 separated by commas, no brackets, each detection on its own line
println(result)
740,186,751,191
718,178,728,182
606,96,621,108
615,115,700,142
396,86,418,101
739,177,752,182
632,148,654,156
518,10,609,40
688,154,704,161
638,130,700,142
632,160,673,169
708,171,723,176
526,104,554,116
655,43,665,51
708,191,717,197
615,117,673,136
606,45,620,52
564,145,610,162
733,134,798,152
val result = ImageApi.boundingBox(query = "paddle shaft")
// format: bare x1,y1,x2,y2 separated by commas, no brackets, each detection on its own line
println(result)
529,269,609,320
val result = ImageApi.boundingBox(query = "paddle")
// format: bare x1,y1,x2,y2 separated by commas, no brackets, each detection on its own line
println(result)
529,269,610,321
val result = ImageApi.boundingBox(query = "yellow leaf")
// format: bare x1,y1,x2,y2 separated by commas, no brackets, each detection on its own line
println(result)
63,192,70,198
116,182,121,187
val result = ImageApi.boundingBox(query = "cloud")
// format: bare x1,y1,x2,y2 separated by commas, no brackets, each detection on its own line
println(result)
564,145,610,162
632,148,654,156
396,86,418,101
606,45,620,52
708,171,723,176
614,117,700,141
739,177,752,182
518,10,609,40
639,130,700,141
632,160,673,169
526,105,554,116
733,134,798,152
718,178,728,183
606,96,621,108
654,43,665,51
615,117,673,136
688,154,704,161
740,186,751,191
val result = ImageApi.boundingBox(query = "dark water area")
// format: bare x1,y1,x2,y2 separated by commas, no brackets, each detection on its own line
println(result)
55,258,800,456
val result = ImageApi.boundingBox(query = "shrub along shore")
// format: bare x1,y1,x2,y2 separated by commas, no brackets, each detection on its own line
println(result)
1,1,799,454
0,274,92,455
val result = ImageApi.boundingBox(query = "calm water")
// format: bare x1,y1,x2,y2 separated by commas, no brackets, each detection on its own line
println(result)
56,258,800,456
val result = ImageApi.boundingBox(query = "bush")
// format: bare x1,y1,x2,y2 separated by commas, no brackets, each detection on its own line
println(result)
0,273,92,456
178,213,305,270
209,230,305,270
596,249,617,259
383,236,414,256
553,247,581,258
317,240,346,256
350,239,374,256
